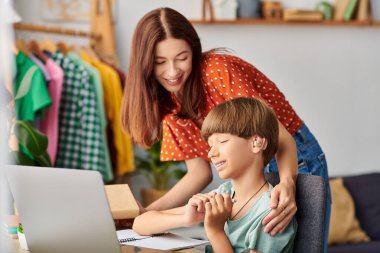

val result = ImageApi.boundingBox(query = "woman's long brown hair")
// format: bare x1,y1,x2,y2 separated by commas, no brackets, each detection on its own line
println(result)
121,7,206,148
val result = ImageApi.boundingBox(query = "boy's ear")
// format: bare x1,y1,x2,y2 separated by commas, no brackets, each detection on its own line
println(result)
251,136,267,153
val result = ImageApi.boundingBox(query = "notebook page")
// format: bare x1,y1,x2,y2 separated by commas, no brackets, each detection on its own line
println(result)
117,229,150,240
117,229,209,250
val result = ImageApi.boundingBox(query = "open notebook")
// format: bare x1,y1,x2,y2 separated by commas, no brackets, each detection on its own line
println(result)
117,229,209,251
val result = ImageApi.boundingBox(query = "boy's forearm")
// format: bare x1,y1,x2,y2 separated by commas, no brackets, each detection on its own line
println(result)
132,210,187,235
206,229,234,253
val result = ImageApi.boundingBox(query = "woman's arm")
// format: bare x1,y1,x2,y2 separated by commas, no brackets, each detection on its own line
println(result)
132,206,186,235
262,121,298,235
276,121,298,185
147,157,213,210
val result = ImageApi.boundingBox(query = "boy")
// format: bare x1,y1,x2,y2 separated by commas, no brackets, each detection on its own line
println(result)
133,97,297,253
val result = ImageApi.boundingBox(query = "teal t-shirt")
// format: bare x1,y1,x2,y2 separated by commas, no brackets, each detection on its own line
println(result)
208,181,297,253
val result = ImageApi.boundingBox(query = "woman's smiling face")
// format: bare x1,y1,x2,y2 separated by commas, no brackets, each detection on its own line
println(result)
154,38,193,95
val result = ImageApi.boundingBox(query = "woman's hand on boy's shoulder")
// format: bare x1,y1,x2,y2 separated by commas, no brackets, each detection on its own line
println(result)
261,182,297,236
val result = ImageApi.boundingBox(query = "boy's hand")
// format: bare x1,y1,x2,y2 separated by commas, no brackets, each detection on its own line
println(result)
184,193,215,226
189,192,216,212
204,193,233,233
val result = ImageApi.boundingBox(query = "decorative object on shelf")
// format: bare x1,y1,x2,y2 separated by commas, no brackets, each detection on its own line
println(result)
237,0,261,18
262,1,283,20
357,0,369,21
202,0,215,21
135,141,185,206
343,0,359,21
334,0,351,20
316,1,334,20
283,9,324,21
370,0,380,21
41,0,91,21
212,0,238,20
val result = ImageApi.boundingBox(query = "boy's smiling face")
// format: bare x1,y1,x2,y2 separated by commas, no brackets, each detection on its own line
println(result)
207,133,255,180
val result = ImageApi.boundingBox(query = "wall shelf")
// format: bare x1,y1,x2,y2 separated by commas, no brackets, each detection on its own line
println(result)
190,18,380,27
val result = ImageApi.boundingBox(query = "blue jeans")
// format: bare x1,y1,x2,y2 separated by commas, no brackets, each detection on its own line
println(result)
265,123,331,253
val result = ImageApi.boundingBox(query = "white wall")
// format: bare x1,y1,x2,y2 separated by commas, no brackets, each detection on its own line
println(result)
14,0,380,180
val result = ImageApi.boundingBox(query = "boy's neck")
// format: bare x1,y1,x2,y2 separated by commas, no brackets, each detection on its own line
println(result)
232,163,267,199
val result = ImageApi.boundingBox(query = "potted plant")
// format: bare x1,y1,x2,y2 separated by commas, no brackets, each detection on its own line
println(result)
136,141,185,206
9,120,52,167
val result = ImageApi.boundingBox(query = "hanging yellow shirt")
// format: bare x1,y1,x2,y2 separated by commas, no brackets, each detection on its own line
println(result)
81,51,134,175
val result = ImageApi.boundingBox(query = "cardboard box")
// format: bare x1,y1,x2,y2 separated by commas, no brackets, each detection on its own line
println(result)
105,184,139,219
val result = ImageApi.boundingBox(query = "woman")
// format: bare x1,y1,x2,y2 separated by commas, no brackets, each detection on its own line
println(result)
121,7,330,244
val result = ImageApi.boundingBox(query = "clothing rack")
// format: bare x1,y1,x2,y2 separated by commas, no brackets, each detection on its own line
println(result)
14,22,101,41
13,0,118,65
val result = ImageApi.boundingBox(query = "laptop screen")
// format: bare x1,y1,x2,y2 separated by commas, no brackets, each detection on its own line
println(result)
5,165,121,253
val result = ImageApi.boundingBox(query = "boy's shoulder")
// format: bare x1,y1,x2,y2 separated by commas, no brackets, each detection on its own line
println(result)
212,181,234,196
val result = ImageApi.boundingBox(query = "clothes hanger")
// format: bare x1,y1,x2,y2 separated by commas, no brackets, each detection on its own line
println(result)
57,41,70,55
81,45,100,61
68,44,76,53
39,37,57,54
28,40,48,63
15,39,31,57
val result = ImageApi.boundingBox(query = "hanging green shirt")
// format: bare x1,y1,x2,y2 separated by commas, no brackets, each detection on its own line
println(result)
14,51,51,121
208,181,297,253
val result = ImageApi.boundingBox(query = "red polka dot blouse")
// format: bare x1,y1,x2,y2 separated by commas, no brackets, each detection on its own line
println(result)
161,54,303,162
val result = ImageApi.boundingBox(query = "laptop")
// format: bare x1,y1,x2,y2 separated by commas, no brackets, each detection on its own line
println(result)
5,165,121,253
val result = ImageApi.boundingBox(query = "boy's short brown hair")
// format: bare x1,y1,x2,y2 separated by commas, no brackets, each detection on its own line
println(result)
201,97,279,166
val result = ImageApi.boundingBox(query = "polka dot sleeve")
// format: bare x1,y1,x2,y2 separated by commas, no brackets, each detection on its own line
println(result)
160,116,210,162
